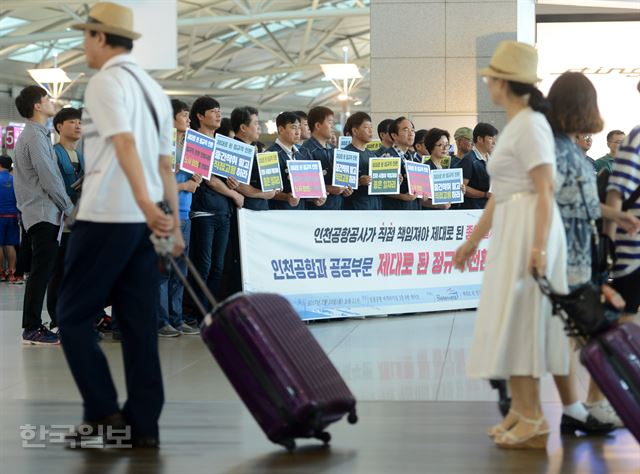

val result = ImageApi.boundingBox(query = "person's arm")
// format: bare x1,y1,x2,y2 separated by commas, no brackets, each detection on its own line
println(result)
604,190,624,239
29,139,74,215
528,164,555,275
111,133,173,236
454,196,495,270
158,154,185,255
600,203,640,235
388,193,417,202
326,185,345,195
463,179,490,199
204,176,244,208
237,183,277,200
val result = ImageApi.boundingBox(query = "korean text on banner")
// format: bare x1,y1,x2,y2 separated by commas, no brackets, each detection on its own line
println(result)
406,161,431,198
170,128,177,171
332,149,359,188
238,209,490,320
288,160,326,199
257,152,283,192
179,128,215,176
211,134,255,184
369,157,401,195
338,136,352,149
431,168,464,205
365,140,381,152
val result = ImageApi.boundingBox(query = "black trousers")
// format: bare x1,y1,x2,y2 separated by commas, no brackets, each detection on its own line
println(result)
22,222,59,331
57,221,163,437
47,232,70,328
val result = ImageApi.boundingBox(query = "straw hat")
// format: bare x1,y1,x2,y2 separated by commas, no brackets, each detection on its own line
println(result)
72,2,141,40
478,41,540,85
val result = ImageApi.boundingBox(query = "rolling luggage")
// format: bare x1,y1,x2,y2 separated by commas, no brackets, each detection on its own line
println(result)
534,272,640,443
164,252,358,451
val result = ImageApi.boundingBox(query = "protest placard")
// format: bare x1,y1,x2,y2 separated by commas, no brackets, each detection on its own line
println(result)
430,168,464,204
288,160,326,199
332,149,359,188
179,128,215,176
365,140,382,152
405,161,432,198
211,134,255,184
256,152,283,192
368,157,401,195
338,136,352,149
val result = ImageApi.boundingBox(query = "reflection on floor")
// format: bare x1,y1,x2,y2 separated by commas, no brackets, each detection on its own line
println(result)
1,283,638,473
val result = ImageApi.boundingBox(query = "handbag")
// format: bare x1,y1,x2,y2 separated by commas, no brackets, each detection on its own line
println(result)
533,271,621,338
576,176,615,276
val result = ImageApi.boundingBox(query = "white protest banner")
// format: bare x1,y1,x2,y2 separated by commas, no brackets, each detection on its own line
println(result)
238,209,489,320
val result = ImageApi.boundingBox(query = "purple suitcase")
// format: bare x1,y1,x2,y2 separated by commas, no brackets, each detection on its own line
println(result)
533,273,640,443
580,323,640,443
166,254,358,451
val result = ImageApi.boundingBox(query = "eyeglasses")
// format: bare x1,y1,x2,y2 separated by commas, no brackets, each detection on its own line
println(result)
580,135,593,140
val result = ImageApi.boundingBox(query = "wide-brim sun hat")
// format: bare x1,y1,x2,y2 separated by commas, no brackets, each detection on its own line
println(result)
478,40,541,85
72,2,141,41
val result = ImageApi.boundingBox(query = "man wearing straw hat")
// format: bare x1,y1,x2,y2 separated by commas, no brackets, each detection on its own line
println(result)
56,2,183,448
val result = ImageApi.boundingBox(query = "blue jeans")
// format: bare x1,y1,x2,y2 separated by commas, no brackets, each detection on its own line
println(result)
187,213,231,316
158,220,191,329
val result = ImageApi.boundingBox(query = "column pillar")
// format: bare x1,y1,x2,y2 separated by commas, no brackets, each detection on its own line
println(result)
370,0,535,133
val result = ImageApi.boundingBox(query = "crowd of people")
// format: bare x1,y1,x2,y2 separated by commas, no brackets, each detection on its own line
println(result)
0,1,638,452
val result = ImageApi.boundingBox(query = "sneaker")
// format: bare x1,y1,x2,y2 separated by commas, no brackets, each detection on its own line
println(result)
158,324,181,337
587,400,624,428
183,318,198,328
10,274,24,284
22,325,60,345
176,322,199,335
96,314,113,333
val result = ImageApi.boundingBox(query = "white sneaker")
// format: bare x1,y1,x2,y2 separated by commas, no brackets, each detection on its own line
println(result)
586,400,624,428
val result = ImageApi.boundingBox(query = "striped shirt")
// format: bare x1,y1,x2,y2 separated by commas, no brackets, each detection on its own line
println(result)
607,125,640,277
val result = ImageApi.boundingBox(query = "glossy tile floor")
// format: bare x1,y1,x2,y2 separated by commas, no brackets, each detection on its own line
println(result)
1,283,638,473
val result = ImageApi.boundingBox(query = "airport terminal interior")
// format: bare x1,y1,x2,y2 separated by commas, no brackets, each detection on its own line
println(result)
1,1,640,473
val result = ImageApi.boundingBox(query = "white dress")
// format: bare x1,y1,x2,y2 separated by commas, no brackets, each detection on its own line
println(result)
466,108,570,379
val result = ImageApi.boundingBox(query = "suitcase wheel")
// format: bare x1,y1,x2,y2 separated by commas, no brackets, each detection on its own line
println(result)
280,438,296,452
316,431,331,446
347,410,358,424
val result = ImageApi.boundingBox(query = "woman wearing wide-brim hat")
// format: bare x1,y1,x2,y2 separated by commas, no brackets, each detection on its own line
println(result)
454,40,570,450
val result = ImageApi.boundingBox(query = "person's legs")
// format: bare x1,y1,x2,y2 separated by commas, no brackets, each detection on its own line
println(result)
209,213,231,302
157,263,172,329
57,222,133,422
112,227,164,438
503,376,548,442
47,232,69,328
22,223,59,332
15,221,31,278
186,216,214,317
168,220,190,328
6,246,16,271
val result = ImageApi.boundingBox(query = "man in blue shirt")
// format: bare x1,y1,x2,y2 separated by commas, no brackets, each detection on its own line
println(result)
268,112,305,210
457,123,497,210
299,106,352,210
53,107,85,203
157,100,202,337
0,155,19,283
343,112,382,210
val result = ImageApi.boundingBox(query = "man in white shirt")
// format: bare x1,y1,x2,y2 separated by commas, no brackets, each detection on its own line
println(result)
56,2,183,448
